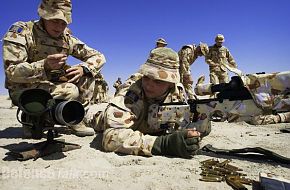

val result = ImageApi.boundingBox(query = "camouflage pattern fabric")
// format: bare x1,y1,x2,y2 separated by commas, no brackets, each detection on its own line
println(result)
38,0,72,24
3,20,105,107
178,45,198,99
243,71,290,112
249,112,290,125
194,71,290,125
113,79,122,96
139,47,180,84
88,74,187,156
92,73,108,104
205,45,237,84
178,44,208,99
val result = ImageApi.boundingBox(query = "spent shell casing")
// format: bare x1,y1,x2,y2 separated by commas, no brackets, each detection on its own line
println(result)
199,176,223,182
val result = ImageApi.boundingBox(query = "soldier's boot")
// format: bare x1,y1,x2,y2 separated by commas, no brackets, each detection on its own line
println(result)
70,121,95,137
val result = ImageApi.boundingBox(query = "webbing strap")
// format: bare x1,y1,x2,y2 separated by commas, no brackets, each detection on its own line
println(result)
201,144,290,165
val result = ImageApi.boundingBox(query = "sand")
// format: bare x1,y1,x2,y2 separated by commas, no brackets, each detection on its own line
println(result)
0,95,289,190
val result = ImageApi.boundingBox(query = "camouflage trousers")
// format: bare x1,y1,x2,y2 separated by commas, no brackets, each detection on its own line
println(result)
209,70,229,84
9,76,95,110
249,112,290,125
183,83,196,99
180,73,196,99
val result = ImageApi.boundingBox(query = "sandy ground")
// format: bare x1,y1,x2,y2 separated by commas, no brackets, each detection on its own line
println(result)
0,95,289,190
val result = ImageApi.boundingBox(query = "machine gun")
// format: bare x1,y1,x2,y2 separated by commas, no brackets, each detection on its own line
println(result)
8,88,85,160
150,71,290,136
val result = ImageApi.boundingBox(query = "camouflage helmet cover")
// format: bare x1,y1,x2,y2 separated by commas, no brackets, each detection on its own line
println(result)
215,34,225,43
38,0,72,24
156,38,167,45
139,47,180,83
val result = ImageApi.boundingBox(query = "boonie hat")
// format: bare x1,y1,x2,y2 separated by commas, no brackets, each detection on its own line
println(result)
139,47,180,83
38,0,72,24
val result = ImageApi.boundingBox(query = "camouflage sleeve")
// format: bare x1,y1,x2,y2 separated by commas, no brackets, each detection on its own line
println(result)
179,49,191,74
103,127,157,156
226,49,237,68
69,36,106,77
3,23,48,83
205,49,215,66
101,96,157,156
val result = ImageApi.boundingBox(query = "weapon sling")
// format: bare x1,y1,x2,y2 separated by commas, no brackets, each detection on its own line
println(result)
201,144,290,165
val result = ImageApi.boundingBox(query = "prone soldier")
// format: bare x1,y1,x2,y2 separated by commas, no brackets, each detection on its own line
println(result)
194,71,290,125
87,47,203,158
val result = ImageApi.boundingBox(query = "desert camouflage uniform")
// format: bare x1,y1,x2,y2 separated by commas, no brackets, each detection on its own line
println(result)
205,45,237,84
113,78,122,96
102,80,109,102
88,47,186,156
2,20,105,107
92,73,108,104
178,43,208,99
90,74,186,156
194,71,290,125
244,71,290,124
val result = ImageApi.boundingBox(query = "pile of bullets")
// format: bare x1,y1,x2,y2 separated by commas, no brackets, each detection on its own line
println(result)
199,159,253,190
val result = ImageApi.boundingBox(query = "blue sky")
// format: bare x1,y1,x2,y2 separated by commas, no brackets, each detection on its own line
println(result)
1,0,290,95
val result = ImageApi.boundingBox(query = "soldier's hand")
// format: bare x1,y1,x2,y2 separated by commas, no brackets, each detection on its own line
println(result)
44,54,67,70
151,129,200,158
66,66,84,83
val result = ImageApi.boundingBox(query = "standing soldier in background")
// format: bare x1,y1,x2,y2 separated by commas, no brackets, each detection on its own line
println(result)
178,43,209,99
92,72,106,104
205,34,237,84
155,38,167,48
102,80,109,102
2,0,106,138
113,77,122,96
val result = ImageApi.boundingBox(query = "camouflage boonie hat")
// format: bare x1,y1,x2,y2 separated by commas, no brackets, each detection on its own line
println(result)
139,47,180,83
215,34,225,43
156,38,167,45
38,0,72,24
199,42,209,55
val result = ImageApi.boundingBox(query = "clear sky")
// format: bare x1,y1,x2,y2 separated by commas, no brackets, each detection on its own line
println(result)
1,0,290,95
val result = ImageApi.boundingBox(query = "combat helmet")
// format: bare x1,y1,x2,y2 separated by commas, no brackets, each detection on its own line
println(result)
215,34,225,43
139,47,180,83
38,0,72,24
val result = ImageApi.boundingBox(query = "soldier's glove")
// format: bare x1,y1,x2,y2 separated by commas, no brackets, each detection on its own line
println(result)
151,130,200,158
